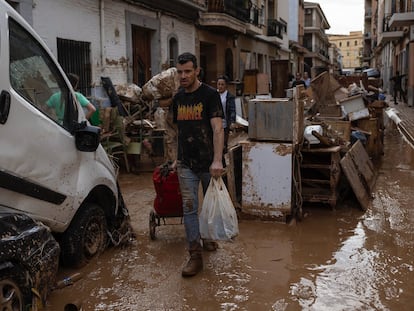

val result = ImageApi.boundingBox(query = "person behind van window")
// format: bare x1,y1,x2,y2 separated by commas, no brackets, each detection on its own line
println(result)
47,73,96,122
216,75,236,153
171,52,224,277
292,72,306,88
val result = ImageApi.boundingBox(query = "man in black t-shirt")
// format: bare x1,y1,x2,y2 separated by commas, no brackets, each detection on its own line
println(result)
172,52,224,277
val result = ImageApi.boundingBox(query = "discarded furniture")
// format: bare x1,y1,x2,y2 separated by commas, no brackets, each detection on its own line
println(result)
310,71,342,117
340,140,376,211
300,145,342,208
241,141,293,221
339,94,369,121
355,118,383,159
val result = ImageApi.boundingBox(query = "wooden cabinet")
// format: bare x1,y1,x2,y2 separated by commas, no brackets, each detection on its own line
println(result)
243,69,258,95
300,146,341,208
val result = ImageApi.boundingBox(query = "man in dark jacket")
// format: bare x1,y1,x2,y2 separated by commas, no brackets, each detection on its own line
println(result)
217,75,236,153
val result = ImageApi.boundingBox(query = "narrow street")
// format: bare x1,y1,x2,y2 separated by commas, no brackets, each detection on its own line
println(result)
44,109,414,311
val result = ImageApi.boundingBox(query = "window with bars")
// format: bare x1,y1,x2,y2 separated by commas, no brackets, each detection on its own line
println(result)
57,38,92,96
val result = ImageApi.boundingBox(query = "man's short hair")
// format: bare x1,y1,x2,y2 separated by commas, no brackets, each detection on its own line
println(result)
177,52,197,68
217,75,229,83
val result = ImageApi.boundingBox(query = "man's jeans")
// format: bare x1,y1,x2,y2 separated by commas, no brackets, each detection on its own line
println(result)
177,163,210,246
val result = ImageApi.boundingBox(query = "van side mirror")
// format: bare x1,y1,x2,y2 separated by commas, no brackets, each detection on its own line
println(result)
74,124,101,152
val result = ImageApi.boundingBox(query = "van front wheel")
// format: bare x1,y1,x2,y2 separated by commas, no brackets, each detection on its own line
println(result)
60,204,107,267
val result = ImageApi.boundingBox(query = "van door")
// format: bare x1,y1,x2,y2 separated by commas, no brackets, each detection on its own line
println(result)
0,15,82,227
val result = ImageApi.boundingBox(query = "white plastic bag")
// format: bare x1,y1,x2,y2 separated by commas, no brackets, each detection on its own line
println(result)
199,177,239,241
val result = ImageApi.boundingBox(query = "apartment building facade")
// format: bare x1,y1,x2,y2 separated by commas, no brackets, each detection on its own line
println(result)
328,31,364,70
365,0,414,106
303,2,331,77
288,0,307,76
7,0,331,97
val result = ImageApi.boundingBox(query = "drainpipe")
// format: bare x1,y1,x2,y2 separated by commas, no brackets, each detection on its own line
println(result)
100,0,105,72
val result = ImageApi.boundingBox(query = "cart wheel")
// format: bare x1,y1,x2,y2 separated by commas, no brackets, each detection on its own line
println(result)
149,211,157,240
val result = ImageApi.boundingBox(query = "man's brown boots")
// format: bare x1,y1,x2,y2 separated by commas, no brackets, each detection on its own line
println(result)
182,241,203,277
202,239,218,251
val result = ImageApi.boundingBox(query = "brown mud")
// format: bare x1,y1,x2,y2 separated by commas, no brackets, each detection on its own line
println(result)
45,123,414,311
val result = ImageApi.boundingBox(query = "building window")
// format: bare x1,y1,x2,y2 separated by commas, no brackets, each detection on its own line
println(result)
347,41,350,47
168,36,178,68
354,40,358,46
339,42,342,47
57,38,91,96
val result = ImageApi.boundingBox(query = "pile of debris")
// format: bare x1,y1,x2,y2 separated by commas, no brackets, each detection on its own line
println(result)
298,71,387,160
294,71,386,212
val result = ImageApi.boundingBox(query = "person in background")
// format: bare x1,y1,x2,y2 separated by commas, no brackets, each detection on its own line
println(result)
172,52,224,277
68,73,96,120
216,75,236,153
292,72,306,88
390,71,406,104
303,72,311,88
47,73,96,122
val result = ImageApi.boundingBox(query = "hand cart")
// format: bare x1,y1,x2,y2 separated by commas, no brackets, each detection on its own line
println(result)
150,163,183,239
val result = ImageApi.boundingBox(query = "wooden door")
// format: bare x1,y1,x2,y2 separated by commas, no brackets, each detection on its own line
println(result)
132,25,151,87
271,60,289,98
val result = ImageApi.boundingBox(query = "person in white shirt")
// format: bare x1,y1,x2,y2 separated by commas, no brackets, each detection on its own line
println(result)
303,72,311,88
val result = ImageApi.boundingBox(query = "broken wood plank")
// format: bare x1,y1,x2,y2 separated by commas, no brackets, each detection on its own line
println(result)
340,140,376,211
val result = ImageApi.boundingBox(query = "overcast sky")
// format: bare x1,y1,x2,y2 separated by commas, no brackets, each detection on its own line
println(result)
313,0,364,35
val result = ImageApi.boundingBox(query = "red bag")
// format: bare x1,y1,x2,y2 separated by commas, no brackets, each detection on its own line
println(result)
152,164,183,217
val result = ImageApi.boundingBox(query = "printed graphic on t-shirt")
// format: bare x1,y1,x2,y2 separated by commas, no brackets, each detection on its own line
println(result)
177,102,203,121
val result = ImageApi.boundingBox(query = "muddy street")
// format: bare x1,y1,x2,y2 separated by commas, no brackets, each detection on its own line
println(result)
45,120,414,311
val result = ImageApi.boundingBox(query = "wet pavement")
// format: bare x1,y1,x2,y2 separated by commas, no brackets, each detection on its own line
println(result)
386,95,414,147
44,100,414,311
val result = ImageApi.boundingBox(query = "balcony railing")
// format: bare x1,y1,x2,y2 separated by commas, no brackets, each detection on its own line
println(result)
207,0,250,23
389,10,414,28
267,19,287,39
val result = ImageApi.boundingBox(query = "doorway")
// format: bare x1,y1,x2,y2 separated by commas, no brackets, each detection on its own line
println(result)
200,42,217,86
271,59,289,98
132,25,151,87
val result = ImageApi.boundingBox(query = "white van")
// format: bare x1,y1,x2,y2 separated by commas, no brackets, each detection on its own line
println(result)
0,1,131,267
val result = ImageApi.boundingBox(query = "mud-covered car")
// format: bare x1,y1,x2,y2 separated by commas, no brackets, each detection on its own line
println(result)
0,212,60,310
